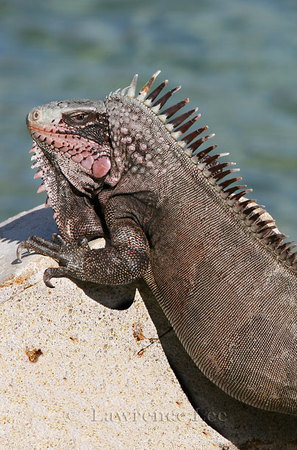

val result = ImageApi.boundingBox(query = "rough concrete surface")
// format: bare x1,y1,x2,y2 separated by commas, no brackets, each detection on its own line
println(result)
1,206,297,450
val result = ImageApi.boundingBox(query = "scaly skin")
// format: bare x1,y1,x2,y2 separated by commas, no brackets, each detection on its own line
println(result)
18,73,297,415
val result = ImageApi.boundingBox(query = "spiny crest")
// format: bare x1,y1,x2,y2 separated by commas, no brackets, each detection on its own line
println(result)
111,72,297,271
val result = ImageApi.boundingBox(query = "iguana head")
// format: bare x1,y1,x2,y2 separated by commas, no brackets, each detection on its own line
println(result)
27,99,112,198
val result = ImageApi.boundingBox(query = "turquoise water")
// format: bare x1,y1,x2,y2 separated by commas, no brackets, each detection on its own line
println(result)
0,0,296,240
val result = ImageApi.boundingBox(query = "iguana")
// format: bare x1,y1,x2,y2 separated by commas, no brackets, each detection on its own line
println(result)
17,72,297,415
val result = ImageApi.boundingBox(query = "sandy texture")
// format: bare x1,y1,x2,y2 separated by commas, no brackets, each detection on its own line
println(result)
0,206,232,449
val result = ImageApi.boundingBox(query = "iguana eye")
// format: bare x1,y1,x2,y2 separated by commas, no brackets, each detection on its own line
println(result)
62,110,100,127
76,113,87,121
62,111,95,126
70,113,89,124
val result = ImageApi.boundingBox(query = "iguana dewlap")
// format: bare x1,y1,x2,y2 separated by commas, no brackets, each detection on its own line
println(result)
18,72,297,415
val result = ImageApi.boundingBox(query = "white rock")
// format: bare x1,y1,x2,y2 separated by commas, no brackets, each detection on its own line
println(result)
0,205,232,449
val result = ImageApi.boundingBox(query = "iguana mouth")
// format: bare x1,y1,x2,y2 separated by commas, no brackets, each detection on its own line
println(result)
28,123,111,180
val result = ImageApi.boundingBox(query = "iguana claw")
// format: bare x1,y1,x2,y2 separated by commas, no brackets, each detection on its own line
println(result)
43,267,72,288
16,242,25,262
16,234,87,285
16,235,68,264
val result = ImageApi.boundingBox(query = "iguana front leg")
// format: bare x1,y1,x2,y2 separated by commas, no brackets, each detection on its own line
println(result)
17,218,150,288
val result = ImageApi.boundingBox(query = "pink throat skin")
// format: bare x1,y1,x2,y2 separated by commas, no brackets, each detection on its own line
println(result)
28,124,111,180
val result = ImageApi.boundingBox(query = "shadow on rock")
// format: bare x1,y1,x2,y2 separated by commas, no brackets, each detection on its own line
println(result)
73,279,136,310
0,207,58,245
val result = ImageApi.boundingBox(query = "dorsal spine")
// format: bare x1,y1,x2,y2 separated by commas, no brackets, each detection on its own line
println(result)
108,72,297,272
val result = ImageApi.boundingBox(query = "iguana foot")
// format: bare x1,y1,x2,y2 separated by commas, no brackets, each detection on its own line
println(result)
17,234,87,287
